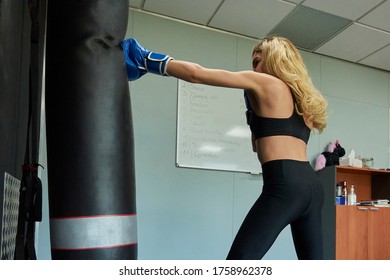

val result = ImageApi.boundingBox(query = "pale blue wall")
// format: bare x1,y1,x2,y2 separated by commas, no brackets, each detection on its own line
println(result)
36,9,390,260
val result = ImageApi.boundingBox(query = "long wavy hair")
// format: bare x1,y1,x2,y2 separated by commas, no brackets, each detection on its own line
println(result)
253,36,327,132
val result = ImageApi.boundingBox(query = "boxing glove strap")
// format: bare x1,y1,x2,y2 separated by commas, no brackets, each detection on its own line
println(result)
145,52,173,76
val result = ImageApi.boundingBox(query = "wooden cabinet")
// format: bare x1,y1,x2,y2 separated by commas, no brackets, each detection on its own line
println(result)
317,165,390,260
335,205,390,259
367,206,390,259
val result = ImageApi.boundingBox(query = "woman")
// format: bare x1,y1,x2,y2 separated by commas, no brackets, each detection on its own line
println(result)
121,36,328,260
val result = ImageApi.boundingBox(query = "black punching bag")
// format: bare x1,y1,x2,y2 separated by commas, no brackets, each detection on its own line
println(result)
45,0,137,259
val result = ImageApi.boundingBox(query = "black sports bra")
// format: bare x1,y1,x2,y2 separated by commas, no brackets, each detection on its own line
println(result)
246,109,311,144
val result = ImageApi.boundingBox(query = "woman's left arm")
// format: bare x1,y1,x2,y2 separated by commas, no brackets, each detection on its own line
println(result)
167,60,260,92
121,37,268,95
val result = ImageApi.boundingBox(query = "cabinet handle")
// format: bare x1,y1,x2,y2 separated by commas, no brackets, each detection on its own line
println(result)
357,207,369,211
369,207,379,211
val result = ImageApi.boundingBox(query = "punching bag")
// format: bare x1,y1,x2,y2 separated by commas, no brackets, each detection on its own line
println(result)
45,0,137,259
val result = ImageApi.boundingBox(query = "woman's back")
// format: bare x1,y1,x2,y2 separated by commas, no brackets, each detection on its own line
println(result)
250,76,312,164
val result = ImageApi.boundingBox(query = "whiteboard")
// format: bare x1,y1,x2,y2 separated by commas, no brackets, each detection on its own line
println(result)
176,80,261,174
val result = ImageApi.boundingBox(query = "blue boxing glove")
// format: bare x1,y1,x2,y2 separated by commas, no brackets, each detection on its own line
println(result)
120,38,173,81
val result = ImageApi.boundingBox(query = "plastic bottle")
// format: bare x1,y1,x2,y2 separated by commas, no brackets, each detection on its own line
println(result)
348,185,357,205
342,181,348,205
336,184,345,205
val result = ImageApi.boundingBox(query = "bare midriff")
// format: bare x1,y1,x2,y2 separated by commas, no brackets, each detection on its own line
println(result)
255,135,309,165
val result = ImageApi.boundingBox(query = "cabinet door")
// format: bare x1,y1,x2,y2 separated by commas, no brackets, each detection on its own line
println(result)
336,206,368,259
368,207,390,259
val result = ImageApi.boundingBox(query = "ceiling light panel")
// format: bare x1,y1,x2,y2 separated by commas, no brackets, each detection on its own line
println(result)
268,5,352,51
302,0,384,20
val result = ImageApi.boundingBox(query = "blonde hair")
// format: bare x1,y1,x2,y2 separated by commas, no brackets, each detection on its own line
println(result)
253,36,327,133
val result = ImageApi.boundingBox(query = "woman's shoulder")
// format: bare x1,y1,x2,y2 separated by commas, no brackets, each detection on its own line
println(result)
257,74,290,98
252,75,293,116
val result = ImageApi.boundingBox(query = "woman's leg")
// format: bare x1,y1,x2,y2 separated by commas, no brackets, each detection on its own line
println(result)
227,160,323,260
227,188,294,259
290,179,324,260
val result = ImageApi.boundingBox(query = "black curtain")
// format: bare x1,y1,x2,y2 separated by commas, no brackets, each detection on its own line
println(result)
0,0,45,252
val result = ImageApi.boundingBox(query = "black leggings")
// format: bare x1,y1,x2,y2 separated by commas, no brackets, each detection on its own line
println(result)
226,160,324,260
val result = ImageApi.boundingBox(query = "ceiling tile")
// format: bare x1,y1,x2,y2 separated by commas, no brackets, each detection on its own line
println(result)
285,0,304,4
302,0,384,20
209,0,296,38
129,0,143,8
359,0,390,32
359,44,390,71
143,0,223,25
316,23,390,62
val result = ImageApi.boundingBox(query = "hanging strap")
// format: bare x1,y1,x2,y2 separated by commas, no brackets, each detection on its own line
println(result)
14,0,42,260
